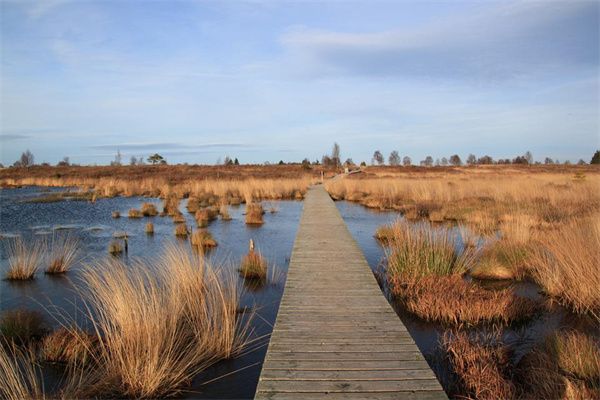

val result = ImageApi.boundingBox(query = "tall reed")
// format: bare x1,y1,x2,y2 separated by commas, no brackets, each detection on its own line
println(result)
0,344,44,400
80,244,248,397
46,234,79,274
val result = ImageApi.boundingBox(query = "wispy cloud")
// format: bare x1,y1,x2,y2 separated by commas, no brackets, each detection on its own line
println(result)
281,1,598,81
89,142,251,151
0,134,31,141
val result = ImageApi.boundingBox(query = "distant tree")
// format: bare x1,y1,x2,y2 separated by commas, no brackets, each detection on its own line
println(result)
466,154,477,165
591,150,600,164
360,161,367,167
57,157,70,167
331,142,341,167
525,151,533,164
440,157,448,166
159,159,167,165
402,156,412,166
577,159,586,165
19,150,34,167
544,157,554,165
147,153,165,165
434,158,440,166
372,150,384,165
423,156,433,167
234,158,239,165
110,150,122,166
137,156,145,165
449,154,462,166
129,156,137,166
513,155,528,164
224,156,233,165
321,155,332,166
388,151,401,166
477,155,493,165
344,158,354,167
278,160,285,165
564,160,571,165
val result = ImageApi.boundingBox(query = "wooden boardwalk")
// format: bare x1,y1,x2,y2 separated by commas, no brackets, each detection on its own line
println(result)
255,185,446,399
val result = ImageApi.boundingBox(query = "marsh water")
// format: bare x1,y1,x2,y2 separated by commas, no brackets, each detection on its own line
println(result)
1,187,597,398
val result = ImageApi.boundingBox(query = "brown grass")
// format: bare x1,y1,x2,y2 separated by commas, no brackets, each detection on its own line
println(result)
41,327,97,365
195,207,218,227
79,244,248,398
4,238,43,280
141,202,158,216
127,209,142,218
245,203,264,225
0,309,47,345
190,229,217,250
46,234,79,274
471,239,530,281
528,216,600,319
442,330,516,400
390,274,543,326
239,250,267,280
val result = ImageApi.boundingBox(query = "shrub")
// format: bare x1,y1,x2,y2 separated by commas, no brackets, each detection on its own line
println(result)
245,203,264,225
141,203,158,217
4,238,43,280
239,250,267,280
0,309,47,345
128,209,142,218
46,234,79,274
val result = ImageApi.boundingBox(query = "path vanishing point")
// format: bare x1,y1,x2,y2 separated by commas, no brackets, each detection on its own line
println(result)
255,185,447,399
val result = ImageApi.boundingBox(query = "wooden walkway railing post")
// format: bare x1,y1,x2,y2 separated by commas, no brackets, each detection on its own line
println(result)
254,185,447,399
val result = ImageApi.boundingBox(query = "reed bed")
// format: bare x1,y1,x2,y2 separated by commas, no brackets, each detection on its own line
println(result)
4,238,44,280
80,244,248,397
46,234,79,274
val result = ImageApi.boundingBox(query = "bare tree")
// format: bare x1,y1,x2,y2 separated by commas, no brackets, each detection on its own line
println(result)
19,150,34,167
466,154,477,165
331,142,341,167
388,151,401,166
402,156,412,166
544,157,554,165
525,151,533,164
441,157,448,166
422,156,433,167
57,156,70,167
372,150,384,165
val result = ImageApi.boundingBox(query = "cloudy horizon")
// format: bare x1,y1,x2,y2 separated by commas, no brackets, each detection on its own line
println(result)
1,0,598,165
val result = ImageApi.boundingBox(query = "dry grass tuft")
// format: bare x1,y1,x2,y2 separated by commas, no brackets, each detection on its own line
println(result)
141,202,158,217
127,209,142,218
174,223,188,237
0,309,47,345
108,240,123,255
195,208,217,227
471,239,529,281
41,327,97,365
245,203,264,225
528,216,600,319
172,212,186,224
390,274,542,326
111,211,120,218
386,221,477,278
4,238,43,280
191,229,217,250
442,330,516,400
46,234,79,274
145,222,154,234
219,204,231,220
79,244,248,398
240,250,267,280
374,224,395,244
162,194,180,216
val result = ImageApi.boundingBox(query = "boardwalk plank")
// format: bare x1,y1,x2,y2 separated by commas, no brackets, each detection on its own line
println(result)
254,185,446,400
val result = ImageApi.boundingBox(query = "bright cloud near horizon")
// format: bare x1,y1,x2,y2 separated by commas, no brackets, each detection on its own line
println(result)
0,0,598,165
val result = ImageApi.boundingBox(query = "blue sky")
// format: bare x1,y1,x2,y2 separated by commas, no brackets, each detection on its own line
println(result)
1,0,598,165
